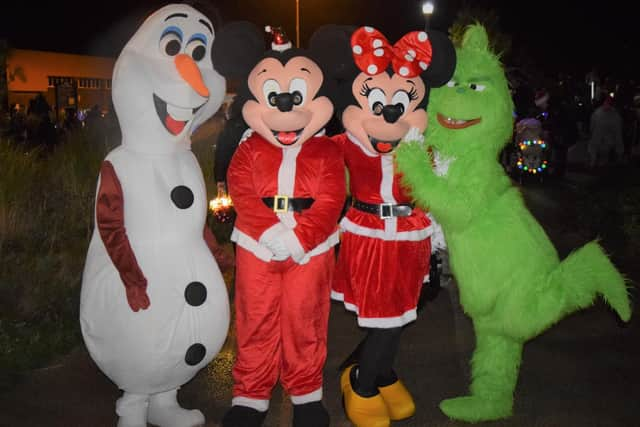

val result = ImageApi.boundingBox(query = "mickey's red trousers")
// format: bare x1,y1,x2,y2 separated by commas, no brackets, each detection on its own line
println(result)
232,246,334,407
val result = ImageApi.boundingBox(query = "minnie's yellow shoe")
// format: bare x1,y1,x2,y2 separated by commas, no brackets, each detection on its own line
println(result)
342,365,390,427
340,365,355,393
343,386,390,427
378,379,416,420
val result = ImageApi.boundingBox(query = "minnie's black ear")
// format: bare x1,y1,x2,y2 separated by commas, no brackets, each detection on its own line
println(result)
423,30,456,87
309,24,358,80
212,21,265,79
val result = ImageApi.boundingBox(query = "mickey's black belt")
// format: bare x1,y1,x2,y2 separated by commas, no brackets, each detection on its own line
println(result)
352,199,414,218
263,196,314,213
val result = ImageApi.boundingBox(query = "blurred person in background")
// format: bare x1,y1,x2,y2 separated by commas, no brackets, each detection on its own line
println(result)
588,95,624,169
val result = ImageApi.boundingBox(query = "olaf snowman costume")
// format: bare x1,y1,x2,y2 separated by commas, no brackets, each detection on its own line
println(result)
80,4,229,427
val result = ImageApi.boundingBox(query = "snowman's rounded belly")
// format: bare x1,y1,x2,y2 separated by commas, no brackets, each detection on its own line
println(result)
80,234,230,393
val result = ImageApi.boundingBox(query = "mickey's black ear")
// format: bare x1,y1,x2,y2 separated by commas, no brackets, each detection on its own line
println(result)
309,24,358,80
423,30,456,87
212,21,265,79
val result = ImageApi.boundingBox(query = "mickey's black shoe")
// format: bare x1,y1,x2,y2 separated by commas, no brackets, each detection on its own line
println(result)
293,401,330,427
222,405,267,427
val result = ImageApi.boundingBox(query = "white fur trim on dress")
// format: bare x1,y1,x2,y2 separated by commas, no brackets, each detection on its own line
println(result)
357,309,417,328
331,291,417,328
290,388,323,405
232,396,269,412
340,217,433,241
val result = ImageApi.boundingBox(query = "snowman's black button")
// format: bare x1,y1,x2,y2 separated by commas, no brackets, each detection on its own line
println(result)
184,282,207,306
171,186,194,209
185,343,206,366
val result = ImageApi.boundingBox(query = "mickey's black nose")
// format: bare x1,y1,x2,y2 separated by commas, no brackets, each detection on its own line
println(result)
275,93,294,112
382,104,404,124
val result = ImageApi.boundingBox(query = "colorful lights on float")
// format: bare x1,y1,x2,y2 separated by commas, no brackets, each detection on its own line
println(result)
516,139,548,174
518,139,547,150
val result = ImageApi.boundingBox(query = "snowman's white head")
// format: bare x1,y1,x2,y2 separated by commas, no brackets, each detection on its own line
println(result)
112,4,225,154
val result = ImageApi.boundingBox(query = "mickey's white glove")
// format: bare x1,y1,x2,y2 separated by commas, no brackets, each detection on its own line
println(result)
402,127,425,146
265,236,291,261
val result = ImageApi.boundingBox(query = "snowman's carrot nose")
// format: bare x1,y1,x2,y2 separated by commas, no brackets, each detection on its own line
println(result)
174,54,209,98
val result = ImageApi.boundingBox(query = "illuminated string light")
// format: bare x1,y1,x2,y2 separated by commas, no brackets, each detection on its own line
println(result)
516,142,549,174
209,196,233,212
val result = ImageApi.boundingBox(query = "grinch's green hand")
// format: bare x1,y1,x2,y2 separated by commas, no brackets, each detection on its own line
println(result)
396,140,435,187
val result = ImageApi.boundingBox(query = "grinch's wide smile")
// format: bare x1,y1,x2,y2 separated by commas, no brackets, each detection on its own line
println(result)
153,94,205,136
437,113,481,129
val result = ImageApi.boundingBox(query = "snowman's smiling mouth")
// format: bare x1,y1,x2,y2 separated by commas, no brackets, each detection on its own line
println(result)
153,94,205,136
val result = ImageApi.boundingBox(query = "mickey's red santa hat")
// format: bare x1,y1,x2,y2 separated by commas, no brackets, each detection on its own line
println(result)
265,25,292,51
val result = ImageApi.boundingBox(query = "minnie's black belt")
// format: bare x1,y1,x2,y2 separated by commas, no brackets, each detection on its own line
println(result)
352,199,414,218
263,196,314,213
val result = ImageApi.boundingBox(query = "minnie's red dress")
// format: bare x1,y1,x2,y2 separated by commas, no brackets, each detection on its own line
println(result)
331,132,432,328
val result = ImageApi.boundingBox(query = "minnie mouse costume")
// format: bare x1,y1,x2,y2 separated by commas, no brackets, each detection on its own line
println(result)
311,25,455,427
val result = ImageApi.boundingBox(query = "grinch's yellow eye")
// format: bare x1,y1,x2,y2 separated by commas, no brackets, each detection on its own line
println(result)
469,83,486,91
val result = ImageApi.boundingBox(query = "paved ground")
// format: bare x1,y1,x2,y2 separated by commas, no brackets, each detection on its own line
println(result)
1,165,639,427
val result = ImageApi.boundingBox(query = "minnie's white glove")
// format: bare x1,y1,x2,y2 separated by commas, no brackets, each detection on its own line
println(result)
402,127,425,146
428,213,447,252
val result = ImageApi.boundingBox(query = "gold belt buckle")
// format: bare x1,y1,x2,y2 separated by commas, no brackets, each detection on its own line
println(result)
273,195,289,213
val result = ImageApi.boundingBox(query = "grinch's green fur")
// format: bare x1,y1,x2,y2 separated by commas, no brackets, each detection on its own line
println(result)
395,25,631,422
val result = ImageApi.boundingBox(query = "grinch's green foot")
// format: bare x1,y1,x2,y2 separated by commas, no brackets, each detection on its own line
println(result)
600,281,632,322
439,395,512,422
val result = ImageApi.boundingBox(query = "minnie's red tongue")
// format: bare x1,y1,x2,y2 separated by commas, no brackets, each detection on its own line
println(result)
165,115,186,135
277,131,298,145
376,142,393,153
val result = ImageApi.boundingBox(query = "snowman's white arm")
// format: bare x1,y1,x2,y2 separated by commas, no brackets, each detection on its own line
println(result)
97,161,150,312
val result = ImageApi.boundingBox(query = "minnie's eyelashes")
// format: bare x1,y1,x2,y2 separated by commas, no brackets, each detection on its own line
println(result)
360,82,372,97
407,87,419,101
360,83,419,103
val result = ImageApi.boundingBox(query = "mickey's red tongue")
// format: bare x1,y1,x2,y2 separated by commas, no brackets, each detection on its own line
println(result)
277,131,298,145
165,115,186,135
376,142,393,153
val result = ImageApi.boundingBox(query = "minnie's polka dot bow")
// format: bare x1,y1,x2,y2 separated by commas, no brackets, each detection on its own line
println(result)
351,26,433,78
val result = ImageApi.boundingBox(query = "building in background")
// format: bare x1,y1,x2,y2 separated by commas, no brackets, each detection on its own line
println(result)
5,49,115,122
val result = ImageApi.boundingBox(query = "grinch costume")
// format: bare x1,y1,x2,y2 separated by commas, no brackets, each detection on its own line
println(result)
395,25,631,422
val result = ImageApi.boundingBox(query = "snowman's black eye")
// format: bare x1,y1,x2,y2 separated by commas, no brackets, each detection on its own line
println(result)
185,34,208,62
165,40,181,56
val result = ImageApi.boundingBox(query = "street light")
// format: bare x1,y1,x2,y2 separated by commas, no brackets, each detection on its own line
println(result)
422,1,434,30
422,1,434,15
295,0,300,47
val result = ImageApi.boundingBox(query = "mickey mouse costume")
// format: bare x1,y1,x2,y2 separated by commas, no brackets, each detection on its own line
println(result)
212,23,345,427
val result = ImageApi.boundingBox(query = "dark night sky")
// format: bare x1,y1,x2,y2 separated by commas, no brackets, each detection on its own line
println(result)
1,0,637,80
